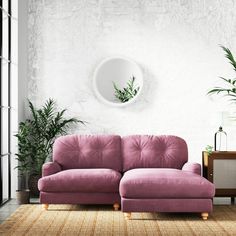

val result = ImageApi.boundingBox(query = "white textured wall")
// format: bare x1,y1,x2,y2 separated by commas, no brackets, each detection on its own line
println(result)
27,0,236,163
18,0,28,122
17,0,28,197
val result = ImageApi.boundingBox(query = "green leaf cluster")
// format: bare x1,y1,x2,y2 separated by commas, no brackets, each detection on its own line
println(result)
15,99,84,177
208,46,236,103
205,145,213,155
113,76,140,103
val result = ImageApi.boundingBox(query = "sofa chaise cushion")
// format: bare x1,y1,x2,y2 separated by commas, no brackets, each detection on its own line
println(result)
120,168,215,199
39,168,122,193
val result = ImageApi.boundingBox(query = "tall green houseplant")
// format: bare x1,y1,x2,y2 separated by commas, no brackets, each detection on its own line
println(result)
15,98,83,195
208,46,236,103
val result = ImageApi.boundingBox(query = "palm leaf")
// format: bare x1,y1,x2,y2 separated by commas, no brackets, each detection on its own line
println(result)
42,98,56,119
208,46,236,103
220,45,236,72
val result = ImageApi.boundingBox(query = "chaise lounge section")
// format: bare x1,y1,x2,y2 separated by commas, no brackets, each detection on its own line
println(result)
120,135,215,220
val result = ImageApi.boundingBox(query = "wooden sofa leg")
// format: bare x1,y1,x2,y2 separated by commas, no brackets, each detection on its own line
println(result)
42,204,49,210
113,203,120,211
201,212,208,220
124,212,131,220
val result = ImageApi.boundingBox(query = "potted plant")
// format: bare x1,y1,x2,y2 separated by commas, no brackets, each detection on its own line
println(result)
15,121,31,204
15,98,84,197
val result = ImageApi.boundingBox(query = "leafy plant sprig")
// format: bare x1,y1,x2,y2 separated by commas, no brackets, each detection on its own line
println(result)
207,46,236,103
113,76,140,103
205,145,213,155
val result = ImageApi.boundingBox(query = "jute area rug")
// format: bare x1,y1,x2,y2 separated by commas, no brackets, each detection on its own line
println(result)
0,204,235,236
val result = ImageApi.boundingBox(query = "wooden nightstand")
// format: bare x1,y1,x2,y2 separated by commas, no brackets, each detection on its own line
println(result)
202,151,236,203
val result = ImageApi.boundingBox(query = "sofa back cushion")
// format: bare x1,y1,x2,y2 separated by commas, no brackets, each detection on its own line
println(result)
122,135,188,172
53,135,122,172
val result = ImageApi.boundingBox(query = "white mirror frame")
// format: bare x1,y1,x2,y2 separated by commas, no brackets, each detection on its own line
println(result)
93,56,143,107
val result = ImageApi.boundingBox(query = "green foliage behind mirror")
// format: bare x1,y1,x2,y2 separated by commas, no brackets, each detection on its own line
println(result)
113,76,140,103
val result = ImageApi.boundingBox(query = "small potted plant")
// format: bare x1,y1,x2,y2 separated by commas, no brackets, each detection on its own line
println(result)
15,98,84,197
15,121,31,204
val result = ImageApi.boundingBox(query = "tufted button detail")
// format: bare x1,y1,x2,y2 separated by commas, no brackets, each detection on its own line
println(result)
53,135,122,171
122,135,188,171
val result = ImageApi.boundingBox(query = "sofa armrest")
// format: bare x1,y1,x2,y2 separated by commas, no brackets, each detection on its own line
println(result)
182,162,201,175
42,162,62,177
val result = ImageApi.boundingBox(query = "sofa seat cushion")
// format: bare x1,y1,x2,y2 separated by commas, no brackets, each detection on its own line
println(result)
120,168,215,199
38,169,122,193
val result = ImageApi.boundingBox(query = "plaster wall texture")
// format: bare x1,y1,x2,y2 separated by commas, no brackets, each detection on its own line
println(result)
27,0,236,163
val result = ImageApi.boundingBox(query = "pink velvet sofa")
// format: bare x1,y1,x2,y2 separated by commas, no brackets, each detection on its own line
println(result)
38,134,215,220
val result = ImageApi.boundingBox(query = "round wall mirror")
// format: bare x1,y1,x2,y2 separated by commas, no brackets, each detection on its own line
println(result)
93,57,143,107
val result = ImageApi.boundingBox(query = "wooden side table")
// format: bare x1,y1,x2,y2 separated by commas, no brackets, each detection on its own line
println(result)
202,151,236,203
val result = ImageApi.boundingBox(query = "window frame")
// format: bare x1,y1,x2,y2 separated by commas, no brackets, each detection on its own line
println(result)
0,0,12,206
